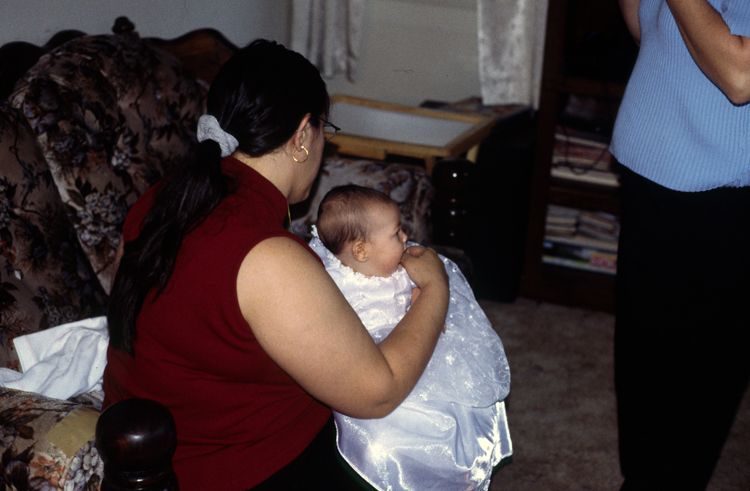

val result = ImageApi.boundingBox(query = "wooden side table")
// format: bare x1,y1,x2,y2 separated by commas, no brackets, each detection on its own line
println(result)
326,95,496,174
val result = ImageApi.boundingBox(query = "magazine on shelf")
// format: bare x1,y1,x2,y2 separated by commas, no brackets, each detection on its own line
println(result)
545,206,619,243
553,127,611,150
579,210,618,229
552,126,619,187
577,210,619,241
552,139,612,165
546,204,579,226
543,205,619,274
544,232,618,253
542,240,617,275
550,166,620,187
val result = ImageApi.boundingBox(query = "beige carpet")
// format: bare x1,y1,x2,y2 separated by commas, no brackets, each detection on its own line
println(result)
482,297,750,491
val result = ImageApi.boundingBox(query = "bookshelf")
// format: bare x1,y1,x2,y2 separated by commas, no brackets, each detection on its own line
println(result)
519,0,638,312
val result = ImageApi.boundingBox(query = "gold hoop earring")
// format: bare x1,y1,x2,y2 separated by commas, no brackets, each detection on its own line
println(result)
293,145,309,163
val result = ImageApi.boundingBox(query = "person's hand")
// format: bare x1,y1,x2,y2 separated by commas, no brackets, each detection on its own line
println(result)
400,246,449,293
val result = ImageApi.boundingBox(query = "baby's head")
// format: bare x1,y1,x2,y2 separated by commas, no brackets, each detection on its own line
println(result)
317,185,408,277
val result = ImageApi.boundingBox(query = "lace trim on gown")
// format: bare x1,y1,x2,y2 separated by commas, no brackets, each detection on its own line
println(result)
309,227,512,491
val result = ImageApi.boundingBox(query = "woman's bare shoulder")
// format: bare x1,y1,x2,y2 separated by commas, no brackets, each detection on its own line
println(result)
235,236,399,417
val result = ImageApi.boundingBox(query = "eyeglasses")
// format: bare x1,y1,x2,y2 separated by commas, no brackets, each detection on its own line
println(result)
321,117,341,142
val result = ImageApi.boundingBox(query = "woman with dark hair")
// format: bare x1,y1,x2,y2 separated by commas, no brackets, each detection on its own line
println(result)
102,39,449,491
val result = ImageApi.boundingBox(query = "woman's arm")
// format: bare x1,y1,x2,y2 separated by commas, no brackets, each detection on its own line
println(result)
237,238,449,419
619,0,642,45
666,0,750,104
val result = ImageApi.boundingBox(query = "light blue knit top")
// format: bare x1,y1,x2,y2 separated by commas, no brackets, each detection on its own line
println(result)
610,0,750,191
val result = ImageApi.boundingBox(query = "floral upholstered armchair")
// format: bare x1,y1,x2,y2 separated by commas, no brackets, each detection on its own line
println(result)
0,21,435,490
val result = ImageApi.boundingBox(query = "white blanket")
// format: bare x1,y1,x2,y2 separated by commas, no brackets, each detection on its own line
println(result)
309,230,512,491
0,316,108,400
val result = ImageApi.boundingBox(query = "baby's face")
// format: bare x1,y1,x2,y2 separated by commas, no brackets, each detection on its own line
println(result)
364,202,408,277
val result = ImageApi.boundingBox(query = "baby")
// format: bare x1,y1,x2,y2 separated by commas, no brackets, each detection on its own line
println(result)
309,184,512,491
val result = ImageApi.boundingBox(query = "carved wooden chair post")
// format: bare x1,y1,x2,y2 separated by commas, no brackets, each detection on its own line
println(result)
96,398,179,491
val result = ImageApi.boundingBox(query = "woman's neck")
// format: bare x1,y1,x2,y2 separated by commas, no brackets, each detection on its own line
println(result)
232,150,293,201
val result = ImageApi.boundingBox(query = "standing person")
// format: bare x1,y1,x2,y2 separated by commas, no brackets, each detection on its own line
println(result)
102,39,450,491
312,184,512,491
611,1,750,490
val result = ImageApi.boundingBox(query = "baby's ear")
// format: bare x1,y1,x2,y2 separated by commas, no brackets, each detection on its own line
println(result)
352,240,369,263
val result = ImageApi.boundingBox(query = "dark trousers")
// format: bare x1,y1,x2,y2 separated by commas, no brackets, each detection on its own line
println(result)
249,416,374,491
615,167,750,491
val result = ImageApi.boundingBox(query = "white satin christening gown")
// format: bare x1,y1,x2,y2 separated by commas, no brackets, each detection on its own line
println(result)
309,228,512,491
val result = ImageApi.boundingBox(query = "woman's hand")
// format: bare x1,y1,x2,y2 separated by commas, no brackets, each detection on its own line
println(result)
402,246,449,334
400,245,449,293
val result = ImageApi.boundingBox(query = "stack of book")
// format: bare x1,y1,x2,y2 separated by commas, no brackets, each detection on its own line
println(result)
552,126,619,187
542,204,619,275
551,94,620,187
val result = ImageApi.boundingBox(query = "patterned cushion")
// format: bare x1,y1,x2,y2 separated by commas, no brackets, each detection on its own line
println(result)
0,103,107,371
0,388,104,491
9,34,206,293
291,156,434,244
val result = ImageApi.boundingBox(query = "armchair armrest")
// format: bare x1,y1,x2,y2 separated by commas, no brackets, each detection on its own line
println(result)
0,388,104,490
0,389,178,491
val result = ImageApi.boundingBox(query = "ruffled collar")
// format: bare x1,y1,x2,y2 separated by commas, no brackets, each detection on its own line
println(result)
309,226,410,287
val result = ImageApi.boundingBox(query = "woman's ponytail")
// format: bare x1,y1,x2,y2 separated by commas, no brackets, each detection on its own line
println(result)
107,139,227,354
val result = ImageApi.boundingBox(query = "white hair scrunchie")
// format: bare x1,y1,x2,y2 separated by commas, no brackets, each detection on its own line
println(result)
197,115,239,157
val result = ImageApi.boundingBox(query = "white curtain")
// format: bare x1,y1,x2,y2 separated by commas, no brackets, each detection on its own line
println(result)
291,0,365,81
477,0,549,108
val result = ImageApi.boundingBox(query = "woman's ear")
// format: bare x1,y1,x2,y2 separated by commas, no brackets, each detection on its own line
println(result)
293,113,312,150
352,240,369,263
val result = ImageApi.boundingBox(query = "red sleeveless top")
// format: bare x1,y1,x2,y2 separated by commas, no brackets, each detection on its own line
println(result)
103,157,331,490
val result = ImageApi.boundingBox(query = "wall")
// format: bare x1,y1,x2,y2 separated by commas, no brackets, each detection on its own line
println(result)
323,0,481,106
0,0,291,48
1,0,483,108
